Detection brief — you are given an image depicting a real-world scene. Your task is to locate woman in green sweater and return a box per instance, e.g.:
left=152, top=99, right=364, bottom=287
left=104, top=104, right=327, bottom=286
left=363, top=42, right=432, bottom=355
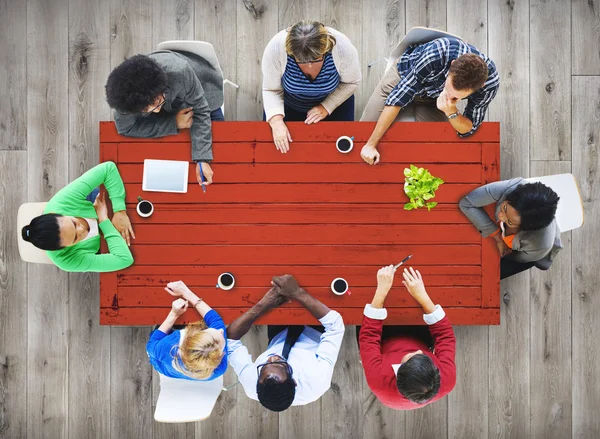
left=21, top=161, right=135, bottom=272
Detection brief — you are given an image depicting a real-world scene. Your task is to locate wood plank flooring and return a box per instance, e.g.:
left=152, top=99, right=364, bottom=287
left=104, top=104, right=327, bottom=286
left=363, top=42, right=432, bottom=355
left=0, top=0, right=598, bottom=438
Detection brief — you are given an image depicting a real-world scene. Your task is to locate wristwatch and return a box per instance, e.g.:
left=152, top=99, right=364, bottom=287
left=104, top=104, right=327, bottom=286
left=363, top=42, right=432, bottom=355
left=447, top=111, right=460, bottom=120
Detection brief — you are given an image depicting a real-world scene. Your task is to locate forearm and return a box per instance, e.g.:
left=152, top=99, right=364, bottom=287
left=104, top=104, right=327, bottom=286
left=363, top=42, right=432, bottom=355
left=416, top=293, right=436, bottom=314
left=448, top=114, right=473, bottom=135
left=366, top=106, right=401, bottom=146
left=158, top=311, right=180, bottom=334
left=370, top=289, right=388, bottom=309
left=227, top=301, right=272, bottom=340
left=180, top=289, right=212, bottom=318
left=295, top=289, right=330, bottom=320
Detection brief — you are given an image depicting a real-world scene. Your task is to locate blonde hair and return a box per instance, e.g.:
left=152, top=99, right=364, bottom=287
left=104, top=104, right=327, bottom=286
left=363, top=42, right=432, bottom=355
left=285, top=21, right=336, bottom=63
left=171, top=320, right=224, bottom=380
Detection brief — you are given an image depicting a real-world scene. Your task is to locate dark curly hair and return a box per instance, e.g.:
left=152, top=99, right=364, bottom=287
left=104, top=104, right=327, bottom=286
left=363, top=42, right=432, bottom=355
left=505, top=182, right=559, bottom=231
left=256, top=375, right=296, bottom=412
left=449, top=53, right=488, bottom=91
left=105, top=54, right=168, bottom=114
left=396, top=353, right=440, bottom=404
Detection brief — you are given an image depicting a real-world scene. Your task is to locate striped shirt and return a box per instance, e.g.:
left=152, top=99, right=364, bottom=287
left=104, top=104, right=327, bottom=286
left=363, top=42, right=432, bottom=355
left=282, top=53, right=340, bottom=113
left=386, top=37, right=499, bottom=137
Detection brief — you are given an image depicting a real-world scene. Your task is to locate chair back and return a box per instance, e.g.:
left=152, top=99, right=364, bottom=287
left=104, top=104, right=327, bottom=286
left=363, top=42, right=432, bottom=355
left=154, top=373, right=223, bottom=423
left=386, top=27, right=463, bottom=72
left=157, top=40, right=223, bottom=75
left=17, top=202, right=53, bottom=264
left=524, top=173, right=584, bottom=232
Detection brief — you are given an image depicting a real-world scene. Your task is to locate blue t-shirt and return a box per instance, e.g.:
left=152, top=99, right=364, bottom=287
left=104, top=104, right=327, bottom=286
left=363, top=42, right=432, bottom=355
left=146, top=309, right=228, bottom=381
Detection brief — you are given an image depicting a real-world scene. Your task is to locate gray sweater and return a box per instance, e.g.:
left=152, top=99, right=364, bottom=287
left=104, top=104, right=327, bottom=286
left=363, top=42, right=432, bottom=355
left=113, top=50, right=224, bottom=162
left=459, top=178, right=563, bottom=266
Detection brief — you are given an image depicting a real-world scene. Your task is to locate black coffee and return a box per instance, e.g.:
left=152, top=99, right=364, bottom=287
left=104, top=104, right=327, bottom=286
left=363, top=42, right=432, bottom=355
left=220, top=273, right=234, bottom=286
left=338, top=139, right=351, bottom=151
left=139, top=201, right=152, bottom=214
left=333, top=279, right=347, bottom=292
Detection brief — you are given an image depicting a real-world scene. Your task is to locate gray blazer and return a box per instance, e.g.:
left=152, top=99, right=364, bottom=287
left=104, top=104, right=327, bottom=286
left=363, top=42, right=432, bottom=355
left=459, top=178, right=563, bottom=266
left=113, top=50, right=224, bottom=162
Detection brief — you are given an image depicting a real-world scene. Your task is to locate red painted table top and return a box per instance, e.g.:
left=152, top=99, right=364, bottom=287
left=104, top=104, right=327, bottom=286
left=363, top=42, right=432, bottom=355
left=99, top=121, right=500, bottom=326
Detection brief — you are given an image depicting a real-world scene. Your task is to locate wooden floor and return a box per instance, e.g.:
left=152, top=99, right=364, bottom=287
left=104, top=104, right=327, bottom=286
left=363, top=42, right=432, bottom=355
left=0, top=0, right=598, bottom=438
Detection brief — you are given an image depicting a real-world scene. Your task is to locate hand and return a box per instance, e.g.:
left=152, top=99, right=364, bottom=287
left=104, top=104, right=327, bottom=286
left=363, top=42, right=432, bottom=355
left=260, top=287, right=289, bottom=308
left=176, top=107, right=194, bottom=129
left=305, top=104, right=329, bottom=124
left=496, top=239, right=512, bottom=257
left=269, top=117, right=293, bottom=153
left=271, top=274, right=304, bottom=299
left=164, top=281, right=193, bottom=299
left=436, top=90, right=458, bottom=116
left=111, top=211, right=135, bottom=246
left=93, top=191, right=109, bottom=222
left=171, top=298, right=189, bottom=317
left=196, top=162, right=214, bottom=186
left=376, top=265, right=396, bottom=295
left=360, top=143, right=381, bottom=165
left=401, top=267, right=428, bottom=301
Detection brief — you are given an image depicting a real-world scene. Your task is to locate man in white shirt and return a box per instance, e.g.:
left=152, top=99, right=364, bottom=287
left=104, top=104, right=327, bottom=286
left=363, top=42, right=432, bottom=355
left=226, top=275, right=345, bottom=412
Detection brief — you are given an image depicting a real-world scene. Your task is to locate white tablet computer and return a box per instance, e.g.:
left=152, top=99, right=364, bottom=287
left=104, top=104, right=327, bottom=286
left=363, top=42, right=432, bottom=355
left=142, top=159, right=189, bottom=193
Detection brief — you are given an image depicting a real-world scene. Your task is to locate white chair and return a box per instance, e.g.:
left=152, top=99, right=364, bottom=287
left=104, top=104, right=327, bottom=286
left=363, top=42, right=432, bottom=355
left=17, top=202, right=53, bottom=265
left=524, top=173, right=584, bottom=232
left=154, top=373, right=224, bottom=423
left=157, top=40, right=239, bottom=117
left=369, top=26, right=463, bottom=73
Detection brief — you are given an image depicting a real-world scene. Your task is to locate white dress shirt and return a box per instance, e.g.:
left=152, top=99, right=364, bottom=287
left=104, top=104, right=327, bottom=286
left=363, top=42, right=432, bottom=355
left=227, top=310, right=345, bottom=406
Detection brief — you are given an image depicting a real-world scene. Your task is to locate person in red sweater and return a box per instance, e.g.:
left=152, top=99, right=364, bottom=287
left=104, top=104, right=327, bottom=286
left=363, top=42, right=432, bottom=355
left=358, top=265, right=456, bottom=410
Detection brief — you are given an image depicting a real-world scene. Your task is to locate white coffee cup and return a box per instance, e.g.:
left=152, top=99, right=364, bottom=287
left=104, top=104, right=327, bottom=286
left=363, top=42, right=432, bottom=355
left=216, top=272, right=235, bottom=290
left=336, top=136, right=354, bottom=153
left=136, top=196, right=154, bottom=218
left=331, top=277, right=349, bottom=295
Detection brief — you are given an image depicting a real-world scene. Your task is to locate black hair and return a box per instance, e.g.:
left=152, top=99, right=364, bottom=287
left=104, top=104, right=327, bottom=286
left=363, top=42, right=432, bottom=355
left=105, top=54, right=168, bottom=114
left=256, top=375, right=296, bottom=412
left=396, top=354, right=440, bottom=404
left=505, top=182, right=560, bottom=231
left=21, top=213, right=64, bottom=251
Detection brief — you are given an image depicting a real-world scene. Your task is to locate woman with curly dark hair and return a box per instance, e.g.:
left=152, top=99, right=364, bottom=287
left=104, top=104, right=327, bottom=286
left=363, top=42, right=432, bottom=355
left=105, top=50, right=224, bottom=187
left=459, top=178, right=562, bottom=279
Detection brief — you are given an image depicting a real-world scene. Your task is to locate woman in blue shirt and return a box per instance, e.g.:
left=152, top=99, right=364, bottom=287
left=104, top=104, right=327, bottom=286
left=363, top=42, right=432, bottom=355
left=146, top=281, right=227, bottom=380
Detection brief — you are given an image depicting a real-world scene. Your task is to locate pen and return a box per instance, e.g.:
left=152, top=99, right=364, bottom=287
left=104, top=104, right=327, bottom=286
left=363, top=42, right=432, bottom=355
left=198, top=163, right=207, bottom=193
left=394, top=254, right=413, bottom=269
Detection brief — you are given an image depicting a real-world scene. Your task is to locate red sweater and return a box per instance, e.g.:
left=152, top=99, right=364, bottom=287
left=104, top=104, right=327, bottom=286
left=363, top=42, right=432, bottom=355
left=359, top=315, right=456, bottom=410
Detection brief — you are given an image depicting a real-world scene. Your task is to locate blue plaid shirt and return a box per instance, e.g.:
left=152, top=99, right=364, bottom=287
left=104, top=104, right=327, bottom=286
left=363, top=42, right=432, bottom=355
left=386, top=37, right=499, bottom=137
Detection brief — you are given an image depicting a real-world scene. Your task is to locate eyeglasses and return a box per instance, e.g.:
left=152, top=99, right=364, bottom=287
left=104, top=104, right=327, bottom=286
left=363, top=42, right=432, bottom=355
left=257, top=359, right=294, bottom=377
left=141, top=95, right=166, bottom=114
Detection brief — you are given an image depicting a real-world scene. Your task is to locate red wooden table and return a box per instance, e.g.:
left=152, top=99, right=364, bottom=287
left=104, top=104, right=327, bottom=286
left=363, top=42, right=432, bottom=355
left=99, top=121, right=500, bottom=326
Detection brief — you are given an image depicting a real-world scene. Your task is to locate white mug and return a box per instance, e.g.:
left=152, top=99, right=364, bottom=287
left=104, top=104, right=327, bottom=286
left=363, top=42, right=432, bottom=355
left=216, top=272, right=235, bottom=290
left=336, top=136, right=354, bottom=154
left=331, top=277, right=349, bottom=295
left=136, top=196, right=154, bottom=218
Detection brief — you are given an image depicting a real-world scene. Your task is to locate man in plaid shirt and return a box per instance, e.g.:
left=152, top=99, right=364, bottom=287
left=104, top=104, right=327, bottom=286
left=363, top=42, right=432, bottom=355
left=360, top=37, right=499, bottom=165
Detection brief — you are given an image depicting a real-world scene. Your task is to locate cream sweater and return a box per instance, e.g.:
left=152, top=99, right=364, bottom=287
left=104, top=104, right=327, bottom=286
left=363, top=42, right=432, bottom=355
left=262, top=27, right=362, bottom=121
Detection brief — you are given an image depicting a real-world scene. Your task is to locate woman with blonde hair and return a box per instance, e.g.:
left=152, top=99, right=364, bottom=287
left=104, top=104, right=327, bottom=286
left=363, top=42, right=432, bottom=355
left=146, top=281, right=228, bottom=380
left=262, top=20, right=361, bottom=153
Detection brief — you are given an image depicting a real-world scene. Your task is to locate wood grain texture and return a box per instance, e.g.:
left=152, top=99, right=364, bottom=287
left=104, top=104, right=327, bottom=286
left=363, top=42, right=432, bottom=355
left=530, top=0, right=571, bottom=161
left=195, top=0, right=238, bottom=119
left=447, top=0, right=487, bottom=49
left=152, top=0, right=194, bottom=48
left=0, top=152, right=27, bottom=439
left=406, top=0, right=447, bottom=30
left=151, top=369, right=195, bottom=438
left=571, top=76, right=600, bottom=437
left=0, top=0, right=26, bottom=150
left=26, top=0, right=70, bottom=437
left=572, top=0, right=600, bottom=75
left=67, top=0, right=112, bottom=437
left=529, top=160, right=572, bottom=439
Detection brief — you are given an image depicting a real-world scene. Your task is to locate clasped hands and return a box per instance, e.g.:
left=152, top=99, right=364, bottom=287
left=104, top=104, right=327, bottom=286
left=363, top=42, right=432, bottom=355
left=260, top=274, right=305, bottom=308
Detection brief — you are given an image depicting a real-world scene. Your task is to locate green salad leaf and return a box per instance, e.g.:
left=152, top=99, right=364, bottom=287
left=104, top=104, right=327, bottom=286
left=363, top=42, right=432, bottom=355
left=403, top=165, right=444, bottom=211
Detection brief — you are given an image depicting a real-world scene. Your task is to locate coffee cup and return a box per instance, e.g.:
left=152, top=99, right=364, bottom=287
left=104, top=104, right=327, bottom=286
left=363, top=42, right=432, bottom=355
left=336, top=136, right=354, bottom=153
left=136, top=196, right=154, bottom=218
left=331, top=277, right=349, bottom=295
left=216, top=272, right=235, bottom=290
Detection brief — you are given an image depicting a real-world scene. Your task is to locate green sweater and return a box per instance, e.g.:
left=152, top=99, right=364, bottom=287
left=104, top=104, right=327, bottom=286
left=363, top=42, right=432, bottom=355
left=43, top=161, right=134, bottom=272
